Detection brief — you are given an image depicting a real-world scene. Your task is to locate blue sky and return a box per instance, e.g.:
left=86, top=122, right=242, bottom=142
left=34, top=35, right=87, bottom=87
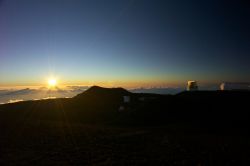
left=0, top=0, right=250, bottom=87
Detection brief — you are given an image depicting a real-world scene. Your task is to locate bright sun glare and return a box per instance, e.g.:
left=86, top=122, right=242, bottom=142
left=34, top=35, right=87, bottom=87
left=48, top=79, right=57, bottom=87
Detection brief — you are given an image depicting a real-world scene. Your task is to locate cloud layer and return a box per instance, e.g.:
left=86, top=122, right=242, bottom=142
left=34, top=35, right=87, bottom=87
left=0, top=86, right=89, bottom=104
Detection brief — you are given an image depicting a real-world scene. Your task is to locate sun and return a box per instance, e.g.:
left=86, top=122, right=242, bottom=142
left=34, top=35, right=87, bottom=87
left=48, top=79, right=57, bottom=87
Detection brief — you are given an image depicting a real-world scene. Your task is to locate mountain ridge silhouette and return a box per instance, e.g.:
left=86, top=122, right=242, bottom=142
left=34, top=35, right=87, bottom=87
left=74, top=86, right=131, bottom=99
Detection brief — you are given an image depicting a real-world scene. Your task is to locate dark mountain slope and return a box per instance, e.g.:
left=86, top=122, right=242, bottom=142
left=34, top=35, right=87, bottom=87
left=0, top=86, right=132, bottom=124
left=1, top=88, right=250, bottom=165
left=0, top=87, right=250, bottom=127
left=75, top=86, right=131, bottom=98
left=73, top=86, right=131, bottom=107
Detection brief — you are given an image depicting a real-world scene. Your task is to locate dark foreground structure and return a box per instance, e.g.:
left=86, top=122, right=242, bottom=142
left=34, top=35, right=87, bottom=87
left=0, top=86, right=250, bottom=165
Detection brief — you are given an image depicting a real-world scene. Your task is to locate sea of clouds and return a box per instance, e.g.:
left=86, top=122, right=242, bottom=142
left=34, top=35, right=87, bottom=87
left=0, top=86, right=89, bottom=104
left=0, top=86, right=185, bottom=104
left=0, top=85, right=219, bottom=104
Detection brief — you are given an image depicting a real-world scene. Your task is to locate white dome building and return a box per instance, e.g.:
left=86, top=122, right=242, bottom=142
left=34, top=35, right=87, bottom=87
left=187, top=81, right=198, bottom=91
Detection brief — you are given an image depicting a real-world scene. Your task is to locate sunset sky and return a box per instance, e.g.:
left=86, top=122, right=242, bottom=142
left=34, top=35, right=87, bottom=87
left=0, top=0, right=250, bottom=88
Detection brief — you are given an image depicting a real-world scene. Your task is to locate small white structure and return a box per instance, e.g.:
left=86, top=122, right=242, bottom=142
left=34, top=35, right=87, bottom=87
left=123, top=96, right=130, bottom=103
left=220, top=82, right=250, bottom=91
left=187, top=81, right=198, bottom=91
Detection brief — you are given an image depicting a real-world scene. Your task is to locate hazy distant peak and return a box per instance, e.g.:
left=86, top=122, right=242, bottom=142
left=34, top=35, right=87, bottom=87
left=86, top=86, right=130, bottom=94
left=74, top=86, right=131, bottom=98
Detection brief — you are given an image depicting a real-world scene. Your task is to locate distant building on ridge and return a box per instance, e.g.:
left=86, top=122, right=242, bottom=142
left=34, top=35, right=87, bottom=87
left=220, top=82, right=250, bottom=91
left=187, top=81, right=198, bottom=91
